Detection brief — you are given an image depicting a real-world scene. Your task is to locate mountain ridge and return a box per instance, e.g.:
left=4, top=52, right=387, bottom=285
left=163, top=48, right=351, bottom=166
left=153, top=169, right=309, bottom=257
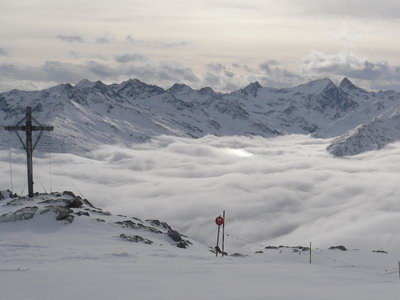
left=1, top=78, right=400, bottom=156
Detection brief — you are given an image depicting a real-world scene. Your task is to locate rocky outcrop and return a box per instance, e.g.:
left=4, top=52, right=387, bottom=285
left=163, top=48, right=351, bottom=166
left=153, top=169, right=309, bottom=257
left=329, top=245, right=347, bottom=251
left=119, top=234, right=153, bottom=245
left=0, top=206, right=39, bottom=223
left=0, top=191, right=194, bottom=250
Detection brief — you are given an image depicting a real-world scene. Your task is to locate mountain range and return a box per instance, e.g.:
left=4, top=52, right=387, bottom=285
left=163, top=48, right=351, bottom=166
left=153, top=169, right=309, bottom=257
left=1, top=77, right=400, bottom=156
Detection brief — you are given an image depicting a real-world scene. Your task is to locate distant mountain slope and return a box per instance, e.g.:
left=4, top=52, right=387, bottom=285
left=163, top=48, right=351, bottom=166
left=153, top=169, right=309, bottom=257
left=1, top=77, right=400, bottom=155
left=327, top=106, right=400, bottom=157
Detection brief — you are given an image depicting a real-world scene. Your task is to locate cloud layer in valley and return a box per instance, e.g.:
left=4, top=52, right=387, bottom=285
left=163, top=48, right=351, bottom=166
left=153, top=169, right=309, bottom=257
left=2, top=134, right=400, bottom=252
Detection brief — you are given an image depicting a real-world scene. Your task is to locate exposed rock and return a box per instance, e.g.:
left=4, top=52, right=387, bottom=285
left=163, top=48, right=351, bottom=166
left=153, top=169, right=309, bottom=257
left=6, top=198, right=30, bottom=206
left=265, top=246, right=279, bottom=250
left=372, top=250, right=388, bottom=254
left=0, top=191, right=193, bottom=250
left=40, top=206, right=74, bottom=223
left=329, top=245, right=347, bottom=251
left=90, top=209, right=111, bottom=216
left=74, top=211, right=90, bottom=216
left=82, top=199, right=97, bottom=209
left=255, top=251, right=264, bottom=254
left=230, top=253, right=248, bottom=257
left=66, top=198, right=83, bottom=208
left=147, top=219, right=172, bottom=230
left=292, top=246, right=310, bottom=251
left=119, top=234, right=153, bottom=245
left=63, top=191, right=77, bottom=198
left=0, top=206, right=38, bottom=223
left=115, top=220, right=163, bottom=234
left=177, top=241, right=188, bottom=249
left=167, top=230, right=183, bottom=242
left=0, top=190, right=13, bottom=200
left=38, top=198, right=83, bottom=208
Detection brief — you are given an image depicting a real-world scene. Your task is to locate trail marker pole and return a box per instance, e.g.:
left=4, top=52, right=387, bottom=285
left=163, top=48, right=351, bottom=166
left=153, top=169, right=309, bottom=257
left=215, top=214, right=224, bottom=257
left=216, top=223, right=221, bottom=257
left=222, top=210, right=226, bottom=256
left=4, top=107, right=53, bottom=198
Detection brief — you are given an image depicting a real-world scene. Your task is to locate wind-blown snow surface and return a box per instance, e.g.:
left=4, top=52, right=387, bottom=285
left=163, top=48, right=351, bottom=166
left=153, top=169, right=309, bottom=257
left=2, top=135, right=400, bottom=251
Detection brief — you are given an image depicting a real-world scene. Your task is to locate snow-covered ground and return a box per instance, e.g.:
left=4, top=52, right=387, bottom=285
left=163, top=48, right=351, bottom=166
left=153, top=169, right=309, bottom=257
left=1, top=251, right=399, bottom=300
left=1, top=135, right=400, bottom=299
left=0, top=193, right=399, bottom=300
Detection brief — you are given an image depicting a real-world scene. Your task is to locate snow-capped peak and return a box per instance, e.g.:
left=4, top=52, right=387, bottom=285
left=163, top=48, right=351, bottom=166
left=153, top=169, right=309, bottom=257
left=120, top=78, right=147, bottom=88
left=339, top=77, right=355, bottom=89
left=339, top=77, right=367, bottom=94
left=75, top=79, right=96, bottom=89
left=167, top=83, right=194, bottom=94
left=197, top=87, right=217, bottom=97
left=242, top=81, right=262, bottom=96
left=295, top=78, right=336, bottom=94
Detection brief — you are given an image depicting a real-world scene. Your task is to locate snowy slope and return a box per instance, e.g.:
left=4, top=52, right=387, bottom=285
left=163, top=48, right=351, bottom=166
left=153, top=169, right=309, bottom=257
left=1, top=191, right=399, bottom=300
left=328, top=105, right=400, bottom=156
left=0, top=191, right=194, bottom=250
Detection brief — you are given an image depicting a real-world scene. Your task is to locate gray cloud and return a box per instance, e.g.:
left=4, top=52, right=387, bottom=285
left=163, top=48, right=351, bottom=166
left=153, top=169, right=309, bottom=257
left=302, top=51, right=400, bottom=90
left=206, top=63, right=226, bottom=72
left=96, top=33, right=115, bottom=44
left=115, top=54, right=147, bottom=63
left=0, top=60, right=200, bottom=88
left=257, top=60, right=302, bottom=88
left=3, top=50, right=400, bottom=93
left=0, top=48, right=9, bottom=57
left=224, top=70, right=235, bottom=78
left=3, top=135, right=400, bottom=250
left=56, top=35, right=84, bottom=43
left=295, top=0, right=400, bottom=19
left=209, top=0, right=400, bottom=19
left=126, top=35, right=191, bottom=48
left=204, top=72, right=221, bottom=86
left=68, top=51, right=80, bottom=59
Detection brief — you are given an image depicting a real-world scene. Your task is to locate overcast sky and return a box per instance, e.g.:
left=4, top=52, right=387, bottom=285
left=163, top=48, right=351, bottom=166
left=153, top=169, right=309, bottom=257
left=1, top=0, right=400, bottom=92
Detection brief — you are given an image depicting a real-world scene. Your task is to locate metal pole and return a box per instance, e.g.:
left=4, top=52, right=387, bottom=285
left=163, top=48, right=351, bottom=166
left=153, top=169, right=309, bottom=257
left=9, top=149, right=13, bottom=192
left=222, top=210, right=225, bottom=256
left=216, top=225, right=220, bottom=257
left=4, top=106, right=53, bottom=198
left=309, top=242, right=312, bottom=264
left=25, top=107, right=34, bottom=198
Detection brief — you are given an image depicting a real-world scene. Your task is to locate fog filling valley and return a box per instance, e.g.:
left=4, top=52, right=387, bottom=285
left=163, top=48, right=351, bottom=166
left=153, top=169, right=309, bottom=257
left=2, top=134, right=400, bottom=251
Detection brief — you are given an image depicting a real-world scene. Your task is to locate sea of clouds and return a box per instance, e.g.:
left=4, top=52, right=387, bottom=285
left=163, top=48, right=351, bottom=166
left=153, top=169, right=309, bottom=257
left=2, top=134, right=400, bottom=252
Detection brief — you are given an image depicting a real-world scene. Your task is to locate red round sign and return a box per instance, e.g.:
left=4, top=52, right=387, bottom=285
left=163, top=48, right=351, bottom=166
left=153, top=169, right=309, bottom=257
left=215, top=216, right=224, bottom=226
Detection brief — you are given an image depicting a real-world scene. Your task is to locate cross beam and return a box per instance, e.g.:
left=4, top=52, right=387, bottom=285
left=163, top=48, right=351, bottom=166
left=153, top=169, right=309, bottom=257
left=4, top=107, right=54, bottom=197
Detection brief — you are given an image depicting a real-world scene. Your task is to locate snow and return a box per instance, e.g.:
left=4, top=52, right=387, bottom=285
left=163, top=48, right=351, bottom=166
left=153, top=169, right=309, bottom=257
left=1, top=250, right=399, bottom=300
left=328, top=104, right=400, bottom=156
left=1, top=192, right=399, bottom=300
